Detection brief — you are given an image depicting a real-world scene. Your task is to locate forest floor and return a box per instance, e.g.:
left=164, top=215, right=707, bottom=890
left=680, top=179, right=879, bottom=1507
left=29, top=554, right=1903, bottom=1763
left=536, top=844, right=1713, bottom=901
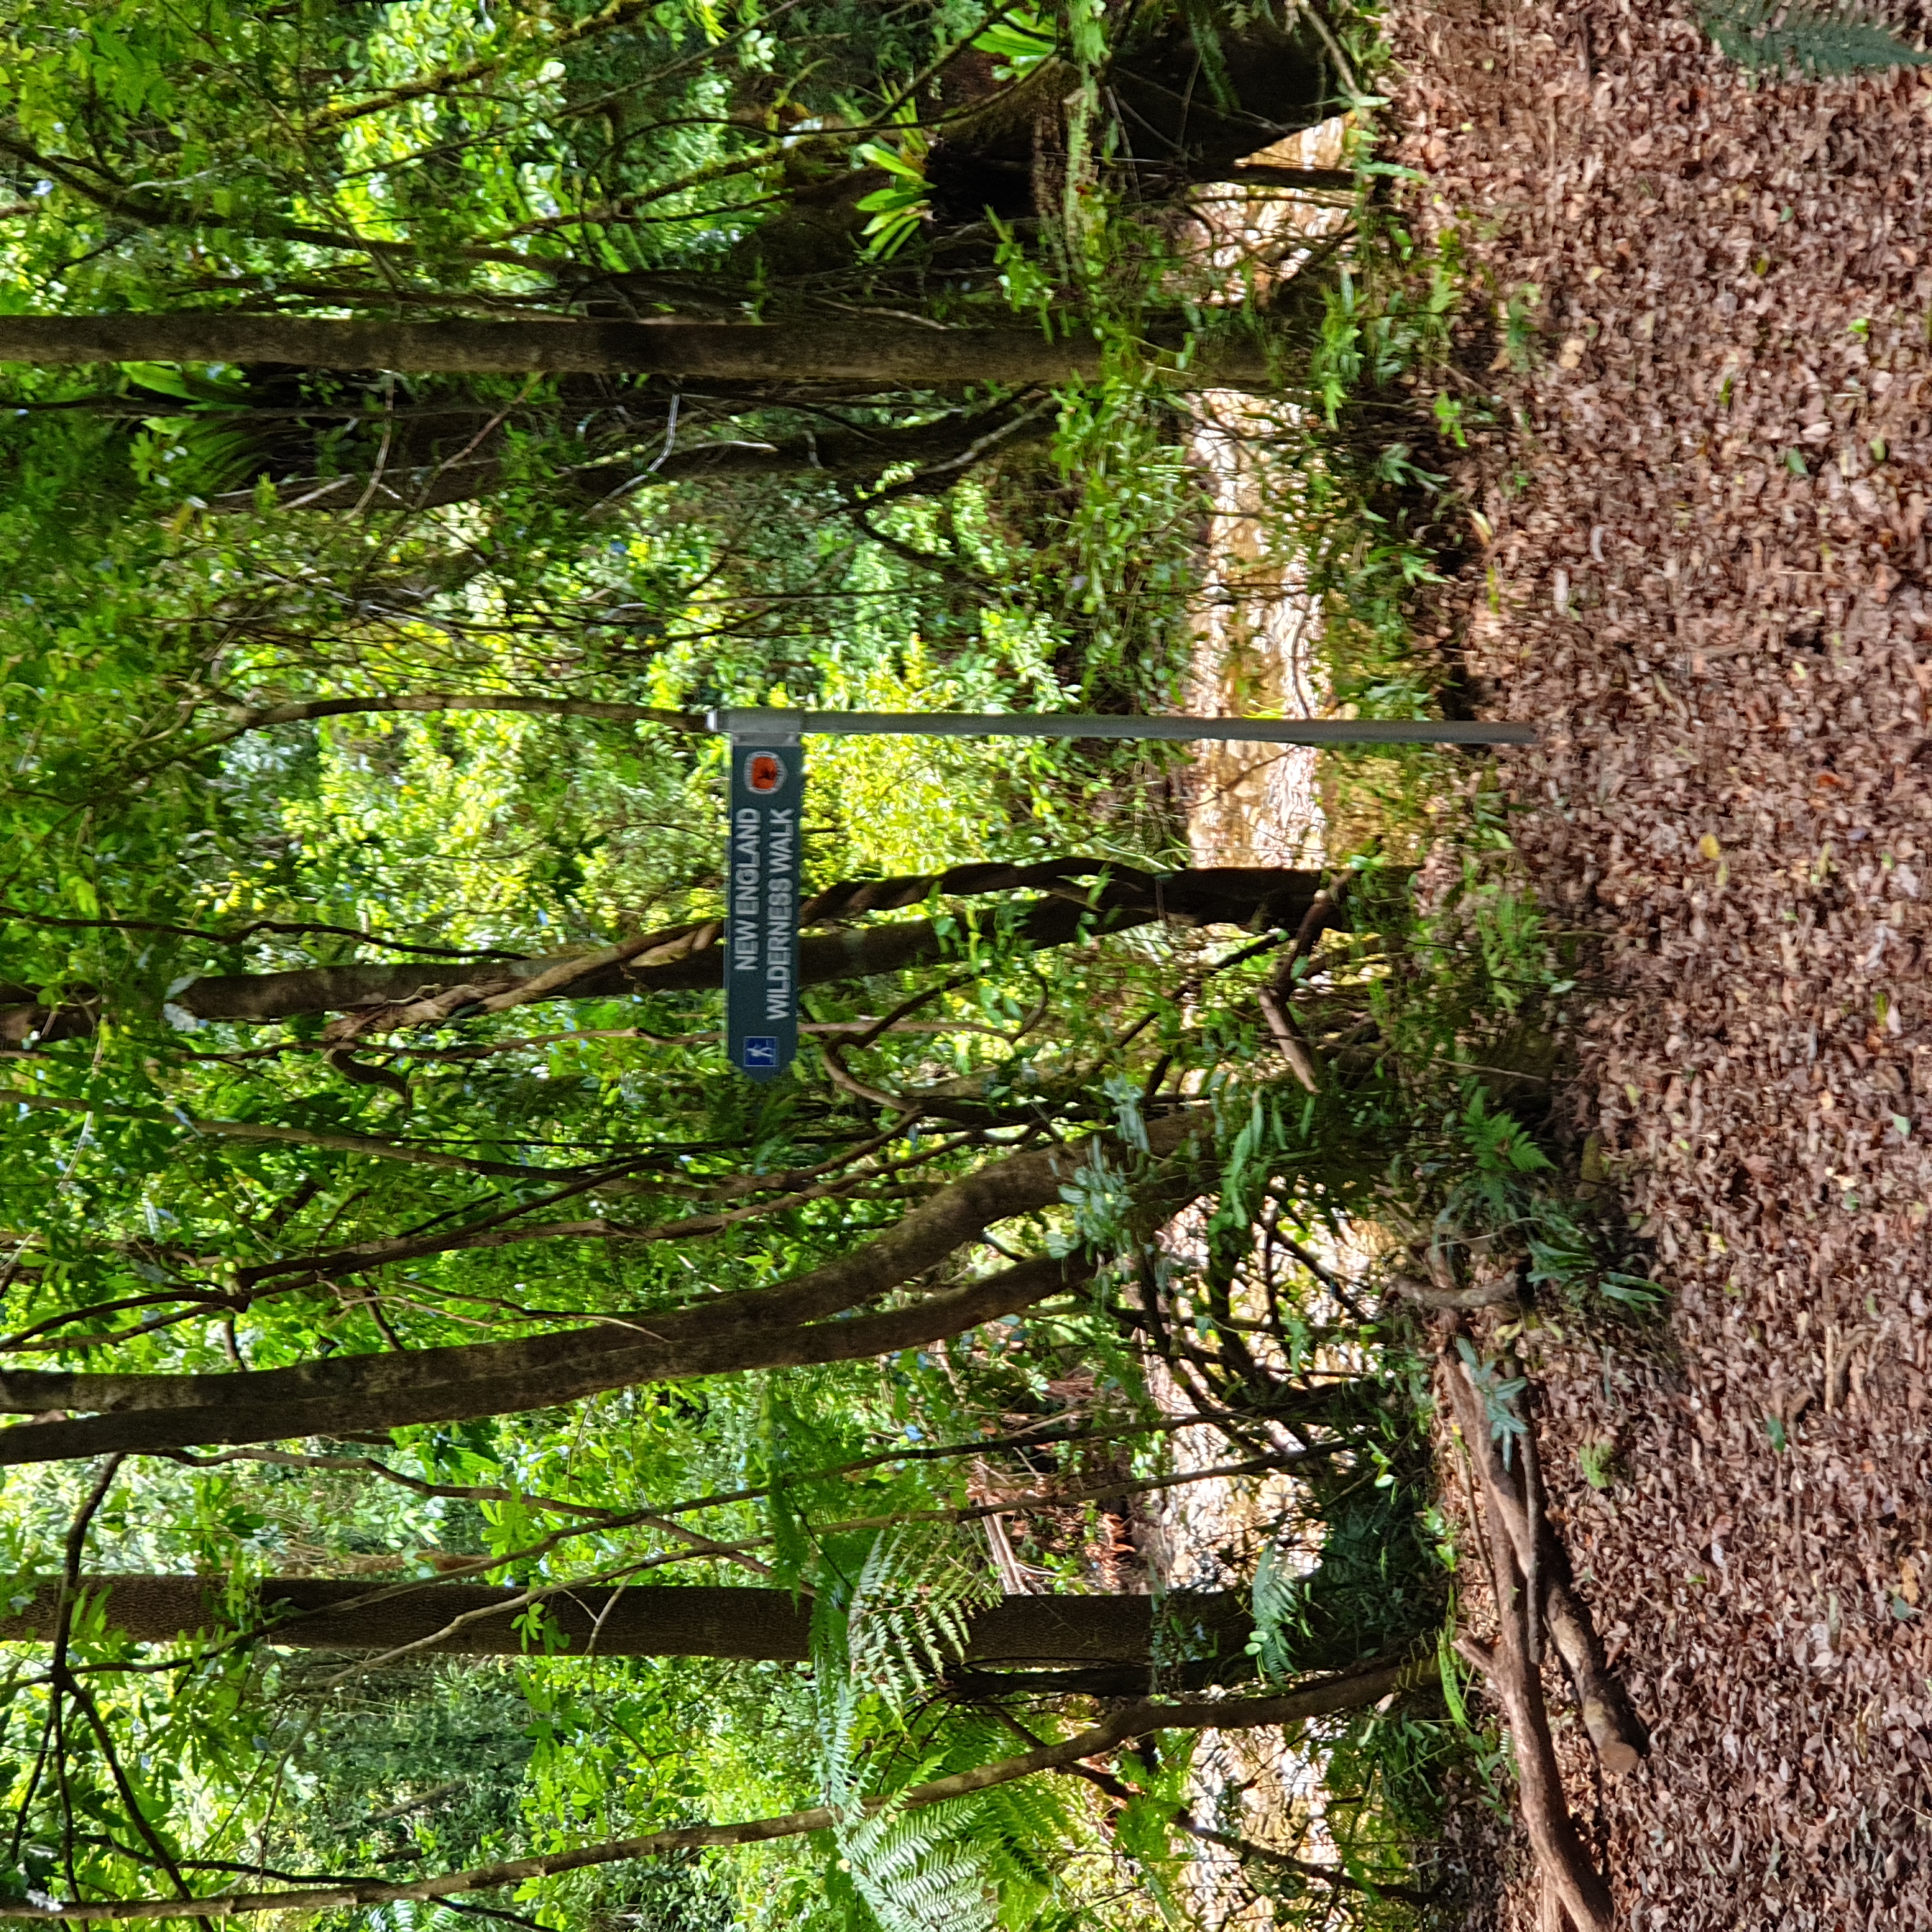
left=1373, top=2, right=1932, bottom=1924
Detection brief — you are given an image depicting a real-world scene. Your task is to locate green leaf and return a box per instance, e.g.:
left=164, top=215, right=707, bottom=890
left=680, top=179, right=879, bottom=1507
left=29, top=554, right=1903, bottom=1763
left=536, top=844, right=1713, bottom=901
left=1703, top=0, right=1931, bottom=74
left=853, top=142, right=927, bottom=183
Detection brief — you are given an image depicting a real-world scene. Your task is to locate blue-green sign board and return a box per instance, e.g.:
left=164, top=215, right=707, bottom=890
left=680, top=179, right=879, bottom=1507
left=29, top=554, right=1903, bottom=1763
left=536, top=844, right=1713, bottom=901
left=725, top=736, right=804, bottom=1079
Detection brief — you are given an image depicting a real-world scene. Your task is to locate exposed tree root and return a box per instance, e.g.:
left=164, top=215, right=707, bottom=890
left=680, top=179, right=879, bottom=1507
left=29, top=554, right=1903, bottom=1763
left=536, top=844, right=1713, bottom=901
left=1441, top=1342, right=1639, bottom=1932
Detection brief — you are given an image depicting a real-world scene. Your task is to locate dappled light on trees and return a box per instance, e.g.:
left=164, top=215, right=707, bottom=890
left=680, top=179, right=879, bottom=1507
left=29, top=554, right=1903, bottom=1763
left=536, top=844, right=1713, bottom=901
left=0, top=0, right=1657, bottom=1926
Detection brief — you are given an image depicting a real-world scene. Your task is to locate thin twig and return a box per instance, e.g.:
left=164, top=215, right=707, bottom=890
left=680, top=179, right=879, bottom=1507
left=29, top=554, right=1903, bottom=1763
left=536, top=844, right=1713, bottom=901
left=1256, top=988, right=1321, bottom=1092
left=1515, top=1351, right=1543, bottom=1669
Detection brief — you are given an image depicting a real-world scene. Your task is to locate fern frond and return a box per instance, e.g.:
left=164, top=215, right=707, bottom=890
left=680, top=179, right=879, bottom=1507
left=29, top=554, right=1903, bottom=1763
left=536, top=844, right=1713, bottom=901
left=1701, top=0, right=1931, bottom=75
left=812, top=1531, right=1101, bottom=1932
left=1245, top=1540, right=1309, bottom=1679
left=846, top=1524, right=1000, bottom=1718
left=840, top=1802, right=999, bottom=1932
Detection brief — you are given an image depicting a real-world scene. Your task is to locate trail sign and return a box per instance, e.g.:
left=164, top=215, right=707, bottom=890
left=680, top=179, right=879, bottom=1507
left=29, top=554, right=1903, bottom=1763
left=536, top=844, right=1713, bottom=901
left=723, top=719, right=804, bottom=1081
left=711, top=708, right=1536, bottom=1078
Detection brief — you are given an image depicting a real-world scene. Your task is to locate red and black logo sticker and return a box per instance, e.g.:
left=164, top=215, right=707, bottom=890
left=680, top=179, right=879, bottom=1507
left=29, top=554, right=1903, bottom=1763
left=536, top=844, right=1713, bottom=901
left=745, top=751, right=786, bottom=795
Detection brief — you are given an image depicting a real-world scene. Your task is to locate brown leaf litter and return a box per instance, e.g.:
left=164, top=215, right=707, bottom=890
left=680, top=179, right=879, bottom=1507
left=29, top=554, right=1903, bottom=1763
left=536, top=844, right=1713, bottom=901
left=1379, top=0, right=1932, bottom=1921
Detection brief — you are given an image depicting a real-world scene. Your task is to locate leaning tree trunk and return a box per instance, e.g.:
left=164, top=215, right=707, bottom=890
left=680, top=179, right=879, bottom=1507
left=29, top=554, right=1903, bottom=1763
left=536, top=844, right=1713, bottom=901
left=0, top=1115, right=1217, bottom=1462
left=0, top=1653, right=1425, bottom=1924
left=3, top=865, right=1328, bottom=1041
left=176, top=863, right=1322, bottom=1020
left=0, top=1257, right=1094, bottom=1462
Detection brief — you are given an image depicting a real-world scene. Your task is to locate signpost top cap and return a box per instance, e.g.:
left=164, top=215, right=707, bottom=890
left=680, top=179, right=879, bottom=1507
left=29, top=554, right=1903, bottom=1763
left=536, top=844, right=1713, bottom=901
left=709, top=707, right=802, bottom=744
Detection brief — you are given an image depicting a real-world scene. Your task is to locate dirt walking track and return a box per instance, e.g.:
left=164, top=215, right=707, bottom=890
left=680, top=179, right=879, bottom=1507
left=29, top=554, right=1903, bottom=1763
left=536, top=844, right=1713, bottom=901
left=1376, top=0, right=1932, bottom=1921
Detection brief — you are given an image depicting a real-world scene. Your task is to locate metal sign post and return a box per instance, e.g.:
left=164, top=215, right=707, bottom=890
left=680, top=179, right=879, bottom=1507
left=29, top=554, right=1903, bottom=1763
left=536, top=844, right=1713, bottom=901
left=709, top=709, right=1535, bottom=1079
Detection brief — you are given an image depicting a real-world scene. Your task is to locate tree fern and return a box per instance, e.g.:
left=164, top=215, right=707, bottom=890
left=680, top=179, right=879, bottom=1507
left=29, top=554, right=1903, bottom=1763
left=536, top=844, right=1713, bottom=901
left=1701, top=0, right=1931, bottom=75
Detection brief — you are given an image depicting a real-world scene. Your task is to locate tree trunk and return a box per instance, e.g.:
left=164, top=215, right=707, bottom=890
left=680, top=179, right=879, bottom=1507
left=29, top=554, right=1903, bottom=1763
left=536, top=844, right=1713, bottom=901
left=0, top=315, right=1274, bottom=389
left=155, top=866, right=1324, bottom=1026
left=0, top=1258, right=1088, bottom=1464
left=0, top=983, right=95, bottom=1048
left=927, top=20, right=1334, bottom=224
left=0, top=1575, right=1249, bottom=1665
left=0, top=1573, right=1394, bottom=1690
left=6, top=864, right=1327, bottom=1050
left=731, top=17, right=1336, bottom=275
left=0, top=1117, right=1211, bottom=1462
